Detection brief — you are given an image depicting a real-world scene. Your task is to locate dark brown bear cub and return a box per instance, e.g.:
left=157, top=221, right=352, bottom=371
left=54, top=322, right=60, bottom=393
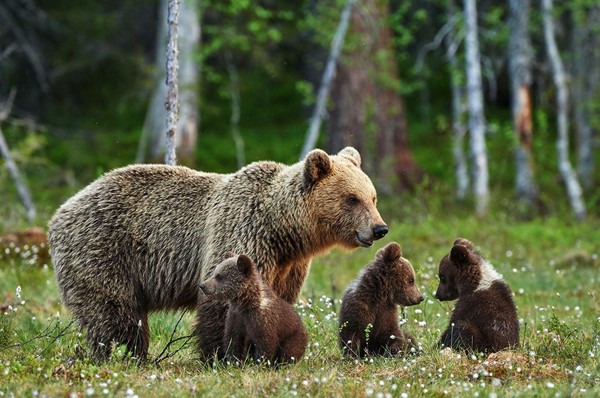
left=435, top=238, right=519, bottom=353
left=339, top=242, right=424, bottom=357
left=199, top=254, right=307, bottom=364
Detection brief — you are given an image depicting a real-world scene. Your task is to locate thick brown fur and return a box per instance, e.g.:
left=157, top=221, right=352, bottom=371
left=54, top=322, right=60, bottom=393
left=435, top=238, right=520, bottom=353
left=48, top=147, right=387, bottom=361
left=339, top=242, right=424, bottom=357
left=200, top=254, right=307, bottom=364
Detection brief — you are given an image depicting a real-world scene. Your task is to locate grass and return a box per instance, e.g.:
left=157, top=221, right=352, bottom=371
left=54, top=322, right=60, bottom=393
left=1, top=202, right=599, bottom=397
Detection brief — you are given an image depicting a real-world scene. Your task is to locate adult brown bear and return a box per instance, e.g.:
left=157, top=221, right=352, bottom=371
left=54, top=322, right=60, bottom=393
left=48, top=147, right=388, bottom=360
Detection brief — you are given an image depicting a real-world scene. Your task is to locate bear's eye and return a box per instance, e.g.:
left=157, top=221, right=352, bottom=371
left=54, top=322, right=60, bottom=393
left=409, top=278, right=414, bottom=285
left=439, top=275, right=445, bottom=283
left=215, top=274, right=223, bottom=281
left=347, top=195, right=360, bottom=205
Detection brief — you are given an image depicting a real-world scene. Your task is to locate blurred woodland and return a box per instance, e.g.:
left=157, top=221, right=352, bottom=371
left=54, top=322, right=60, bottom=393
left=0, top=0, right=599, bottom=222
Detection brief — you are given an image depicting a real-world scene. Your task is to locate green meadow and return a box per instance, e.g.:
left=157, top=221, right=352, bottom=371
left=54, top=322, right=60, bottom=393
left=1, top=199, right=598, bottom=397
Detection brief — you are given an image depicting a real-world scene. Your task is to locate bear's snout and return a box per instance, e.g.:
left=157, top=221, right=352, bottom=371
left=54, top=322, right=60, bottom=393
left=372, top=225, right=388, bottom=240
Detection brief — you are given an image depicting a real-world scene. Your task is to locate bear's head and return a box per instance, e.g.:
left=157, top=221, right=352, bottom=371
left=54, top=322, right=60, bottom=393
left=374, top=242, right=424, bottom=306
left=199, top=253, right=256, bottom=300
left=435, top=238, right=500, bottom=300
left=303, top=147, right=388, bottom=249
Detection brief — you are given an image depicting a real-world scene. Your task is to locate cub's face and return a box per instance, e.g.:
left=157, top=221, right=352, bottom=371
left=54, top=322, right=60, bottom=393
left=304, top=148, right=388, bottom=249
left=376, top=242, right=424, bottom=306
left=199, top=254, right=254, bottom=300
left=434, top=254, right=459, bottom=301
left=434, top=238, right=478, bottom=300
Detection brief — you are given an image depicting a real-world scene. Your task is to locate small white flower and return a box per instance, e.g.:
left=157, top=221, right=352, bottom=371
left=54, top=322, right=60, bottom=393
left=390, top=334, right=396, bottom=340
left=15, top=286, right=21, bottom=299
left=546, top=382, right=555, bottom=388
left=85, top=388, right=94, bottom=396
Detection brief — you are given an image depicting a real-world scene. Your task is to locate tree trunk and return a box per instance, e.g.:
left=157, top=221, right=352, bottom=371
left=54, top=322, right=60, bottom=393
left=300, top=0, right=354, bottom=160
left=571, top=6, right=599, bottom=190
left=225, top=52, right=245, bottom=169
left=464, top=0, right=489, bottom=216
left=164, top=0, right=179, bottom=166
left=328, top=0, right=422, bottom=192
left=508, top=0, right=539, bottom=209
left=541, top=0, right=586, bottom=220
left=138, top=0, right=199, bottom=165
left=446, top=1, right=469, bottom=200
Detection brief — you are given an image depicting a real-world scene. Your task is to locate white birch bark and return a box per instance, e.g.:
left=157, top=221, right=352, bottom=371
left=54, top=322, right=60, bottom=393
left=225, top=52, right=245, bottom=169
left=508, top=0, right=538, bottom=206
left=571, top=7, right=599, bottom=189
left=464, top=0, right=488, bottom=216
left=300, top=0, right=355, bottom=159
left=445, top=2, right=469, bottom=200
left=138, top=0, right=199, bottom=164
left=542, top=0, right=586, bottom=220
left=164, top=0, right=179, bottom=166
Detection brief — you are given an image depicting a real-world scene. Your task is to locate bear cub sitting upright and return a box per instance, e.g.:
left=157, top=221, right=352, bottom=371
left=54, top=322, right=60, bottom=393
left=435, top=238, right=519, bottom=353
left=339, top=242, right=424, bottom=357
left=199, top=253, right=307, bottom=365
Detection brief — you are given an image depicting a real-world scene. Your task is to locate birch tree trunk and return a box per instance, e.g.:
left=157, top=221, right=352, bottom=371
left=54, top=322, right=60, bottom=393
left=508, top=0, right=539, bottom=209
left=446, top=1, right=469, bottom=200
left=464, top=0, right=488, bottom=216
left=571, top=6, right=599, bottom=190
left=225, top=52, right=245, bottom=169
left=300, top=0, right=354, bottom=159
left=541, top=0, right=586, bottom=220
left=138, top=0, right=199, bottom=165
left=164, top=0, right=179, bottom=166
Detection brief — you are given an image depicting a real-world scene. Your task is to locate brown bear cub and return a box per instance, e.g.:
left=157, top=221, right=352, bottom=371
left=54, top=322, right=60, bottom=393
left=199, top=254, right=307, bottom=365
left=435, top=238, right=519, bottom=353
left=339, top=242, right=424, bottom=357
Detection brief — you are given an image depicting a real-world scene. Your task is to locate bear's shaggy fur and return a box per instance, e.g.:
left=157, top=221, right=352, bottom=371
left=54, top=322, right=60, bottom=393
left=200, top=253, right=307, bottom=364
left=339, top=242, right=424, bottom=357
left=48, top=147, right=387, bottom=360
left=435, top=238, right=519, bottom=353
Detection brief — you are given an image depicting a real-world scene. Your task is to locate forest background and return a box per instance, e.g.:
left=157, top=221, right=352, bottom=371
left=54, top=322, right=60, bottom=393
left=0, top=0, right=599, bottom=397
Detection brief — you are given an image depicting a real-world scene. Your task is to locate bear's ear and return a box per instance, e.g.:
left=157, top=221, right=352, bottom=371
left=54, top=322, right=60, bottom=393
left=337, top=147, right=361, bottom=167
left=453, top=238, right=474, bottom=249
left=237, top=254, right=255, bottom=276
left=304, top=149, right=332, bottom=187
left=377, top=242, right=402, bottom=264
left=449, top=244, right=473, bottom=267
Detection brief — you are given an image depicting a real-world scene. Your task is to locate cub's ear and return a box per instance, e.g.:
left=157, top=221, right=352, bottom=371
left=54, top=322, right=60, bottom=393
left=449, top=244, right=473, bottom=267
left=237, top=254, right=255, bottom=276
left=304, top=149, right=332, bottom=187
left=378, top=242, right=402, bottom=264
left=452, top=238, right=474, bottom=249
left=337, top=146, right=361, bottom=167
